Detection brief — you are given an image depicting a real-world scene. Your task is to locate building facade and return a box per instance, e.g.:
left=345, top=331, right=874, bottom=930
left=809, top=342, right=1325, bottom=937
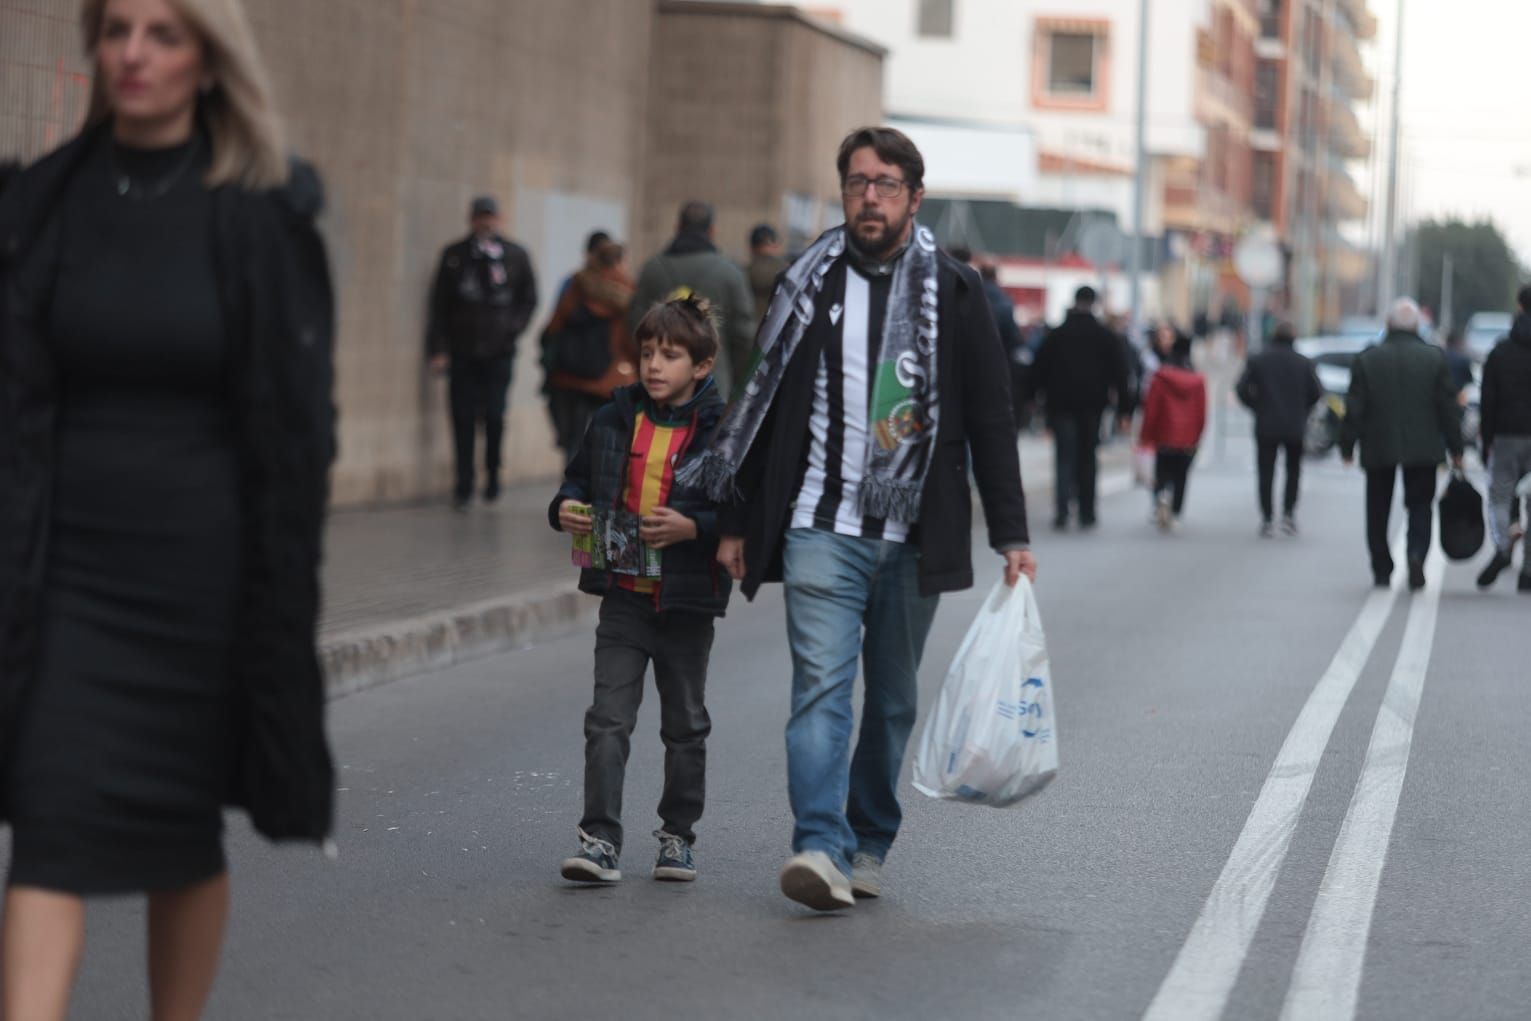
left=1253, top=0, right=1375, bottom=332
left=1, top=0, right=881, bottom=506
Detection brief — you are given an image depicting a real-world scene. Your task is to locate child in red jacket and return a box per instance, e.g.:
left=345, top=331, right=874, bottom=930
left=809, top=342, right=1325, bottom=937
left=1138, top=330, right=1208, bottom=531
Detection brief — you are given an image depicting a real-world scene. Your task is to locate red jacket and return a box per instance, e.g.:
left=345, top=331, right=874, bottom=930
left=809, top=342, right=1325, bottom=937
left=1139, top=365, right=1208, bottom=450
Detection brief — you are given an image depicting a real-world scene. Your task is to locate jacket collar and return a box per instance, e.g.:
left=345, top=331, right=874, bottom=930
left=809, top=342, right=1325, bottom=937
left=613, top=375, right=723, bottom=430
left=664, top=230, right=717, bottom=257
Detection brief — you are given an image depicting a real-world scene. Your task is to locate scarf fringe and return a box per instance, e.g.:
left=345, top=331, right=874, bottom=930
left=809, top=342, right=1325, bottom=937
left=857, top=477, right=925, bottom=523
left=674, top=449, right=738, bottom=503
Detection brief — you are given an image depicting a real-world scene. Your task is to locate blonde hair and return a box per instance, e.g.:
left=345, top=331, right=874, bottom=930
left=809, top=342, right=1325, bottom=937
left=81, top=0, right=288, bottom=190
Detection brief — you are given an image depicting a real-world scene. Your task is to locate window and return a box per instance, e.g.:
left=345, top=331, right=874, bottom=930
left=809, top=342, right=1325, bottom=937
left=917, top=0, right=954, bottom=38
left=1033, top=19, right=1110, bottom=111
left=1253, top=153, right=1276, bottom=219
left=1255, top=63, right=1280, bottom=130
left=1048, top=33, right=1097, bottom=95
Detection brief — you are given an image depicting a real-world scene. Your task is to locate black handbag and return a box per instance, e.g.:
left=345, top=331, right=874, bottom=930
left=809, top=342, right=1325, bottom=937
left=1438, top=470, right=1485, bottom=561
left=547, top=302, right=613, bottom=380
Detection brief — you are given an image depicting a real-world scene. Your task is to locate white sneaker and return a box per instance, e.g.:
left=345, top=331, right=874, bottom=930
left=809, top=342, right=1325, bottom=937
left=850, top=852, right=882, bottom=899
left=778, top=851, right=854, bottom=911
left=1154, top=492, right=1172, bottom=533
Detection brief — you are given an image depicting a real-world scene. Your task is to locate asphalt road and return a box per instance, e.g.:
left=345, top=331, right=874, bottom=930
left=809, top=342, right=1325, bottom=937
left=55, top=446, right=1531, bottom=1021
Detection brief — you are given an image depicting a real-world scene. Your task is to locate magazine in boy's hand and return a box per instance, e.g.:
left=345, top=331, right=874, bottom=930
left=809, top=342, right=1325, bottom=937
left=569, top=503, right=595, bottom=568
left=571, top=505, right=662, bottom=578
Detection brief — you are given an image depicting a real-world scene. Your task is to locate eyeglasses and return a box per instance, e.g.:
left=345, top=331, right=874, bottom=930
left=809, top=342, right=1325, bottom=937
left=842, top=175, right=908, bottom=198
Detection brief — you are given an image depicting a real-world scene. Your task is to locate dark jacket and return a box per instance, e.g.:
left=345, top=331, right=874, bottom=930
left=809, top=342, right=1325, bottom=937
left=630, top=233, right=755, bottom=398
left=1479, top=315, right=1531, bottom=456
left=719, top=253, right=1029, bottom=600
left=1236, top=340, right=1323, bottom=440
left=1029, top=308, right=1131, bottom=418
left=1339, top=330, right=1464, bottom=470
left=548, top=378, right=732, bottom=616
left=426, top=233, right=538, bottom=360
left=982, top=278, right=1024, bottom=359
left=0, top=125, right=337, bottom=840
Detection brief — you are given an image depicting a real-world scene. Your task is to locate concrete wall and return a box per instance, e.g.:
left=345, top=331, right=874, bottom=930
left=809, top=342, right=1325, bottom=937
left=642, top=1, right=883, bottom=260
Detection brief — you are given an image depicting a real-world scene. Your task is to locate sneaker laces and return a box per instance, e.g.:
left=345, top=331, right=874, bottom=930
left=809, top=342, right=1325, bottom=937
left=577, top=827, right=617, bottom=859
left=654, top=830, right=688, bottom=859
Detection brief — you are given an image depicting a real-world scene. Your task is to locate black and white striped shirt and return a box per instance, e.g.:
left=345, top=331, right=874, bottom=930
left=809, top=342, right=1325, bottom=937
left=791, top=266, right=910, bottom=543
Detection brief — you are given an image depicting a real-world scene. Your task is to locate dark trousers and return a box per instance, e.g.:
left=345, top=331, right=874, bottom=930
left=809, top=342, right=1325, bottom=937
left=582, top=590, right=714, bottom=852
left=1052, top=411, right=1102, bottom=524
left=1257, top=437, right=1304, bottom=522
left=547, top=389, right=604, bottom=466
left=1154, top=449, right=1196, bottom=515
left=1366, top=465, right=1436, bottom=580
left=448, top=355, right=513, bottom=499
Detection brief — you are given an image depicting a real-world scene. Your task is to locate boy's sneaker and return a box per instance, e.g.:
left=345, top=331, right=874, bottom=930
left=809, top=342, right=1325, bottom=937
left=560, top=827, right=621, bottom=883
left=652, top=830, right=696, bottom=882
left=778, top=851, right=854, bottom=911
left=850, top=852, right=882, bottom=899
left=1281, top=515, right=1299, bottom=537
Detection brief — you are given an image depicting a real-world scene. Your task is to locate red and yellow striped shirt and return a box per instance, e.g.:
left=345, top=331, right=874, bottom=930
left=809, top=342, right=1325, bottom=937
left=618, top=409, right=695, bottom=597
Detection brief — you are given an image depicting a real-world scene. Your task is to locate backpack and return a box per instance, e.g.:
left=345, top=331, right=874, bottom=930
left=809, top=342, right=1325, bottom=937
left=1437, top=471, right=1485, bottom=561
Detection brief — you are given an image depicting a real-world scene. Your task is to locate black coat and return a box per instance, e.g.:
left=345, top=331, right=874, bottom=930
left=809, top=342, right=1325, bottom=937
left=719, top=253, right=1029, bottom=600
left=0, top=125, right=337, bottom=841
left=1029, top=309, right=1131, bottom=418
left=426, top=234, right=538, bottom=360
left=549, top=379, right=733, bottom=616
left=1480, top=315, right=1531, bottom=456
left=1236, top=341, right=1323, bottom=440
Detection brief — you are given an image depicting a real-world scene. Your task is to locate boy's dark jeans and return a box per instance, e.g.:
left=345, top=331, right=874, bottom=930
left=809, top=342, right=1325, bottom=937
left=581, top=589, right=714, bottom=853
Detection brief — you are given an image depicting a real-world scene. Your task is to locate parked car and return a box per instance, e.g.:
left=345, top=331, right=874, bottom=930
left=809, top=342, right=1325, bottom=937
left=1464, top=311, right=1513, bottom=364
left=1293, top=333, right=1377, bottom=456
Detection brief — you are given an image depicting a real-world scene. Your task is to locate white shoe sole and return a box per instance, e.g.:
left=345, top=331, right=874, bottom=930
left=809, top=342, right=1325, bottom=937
left=652, top=866, right=696, bottom=882
left=561, top=858, right=620, bottom=883
left=851, top=876, right=880, bottom=899
left=779, top=858, right=854, bottom=911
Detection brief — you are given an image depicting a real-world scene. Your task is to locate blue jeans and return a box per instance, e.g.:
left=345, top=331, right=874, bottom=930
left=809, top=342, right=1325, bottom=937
left=782, top=528, right=940, bottom=876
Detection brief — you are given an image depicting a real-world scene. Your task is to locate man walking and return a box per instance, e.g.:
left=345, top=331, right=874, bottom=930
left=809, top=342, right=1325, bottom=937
left=680, top=126, right=1034, bottom=912
left=1340, top=298, right=1465, bottom=590
left=1475, top=284, right=1531, bottom=591
left=1029, top=286, right=1131, bottom=529
left=1236, top=321, right=1323, bottom=536
left=630, top=201, right=755, bottom=399
left=427, top=196, right=538, bottom=510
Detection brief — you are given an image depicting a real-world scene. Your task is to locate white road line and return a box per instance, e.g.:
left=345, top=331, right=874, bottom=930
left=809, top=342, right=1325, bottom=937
left=1143, top=534, right=1407, bottom=1021
left=1278, top=546, right=1447, bottom=1021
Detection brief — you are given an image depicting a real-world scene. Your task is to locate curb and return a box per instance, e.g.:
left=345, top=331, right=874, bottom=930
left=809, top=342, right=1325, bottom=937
left=320, top=583, right=594, bottom=699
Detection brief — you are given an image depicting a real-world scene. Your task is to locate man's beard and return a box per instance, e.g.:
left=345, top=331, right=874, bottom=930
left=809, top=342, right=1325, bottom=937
left=851, top=210, right=913, bottom=261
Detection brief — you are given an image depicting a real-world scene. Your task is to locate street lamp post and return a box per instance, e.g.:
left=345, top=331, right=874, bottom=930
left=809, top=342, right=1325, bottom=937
left=1128, top=0, right=1150, bottom=348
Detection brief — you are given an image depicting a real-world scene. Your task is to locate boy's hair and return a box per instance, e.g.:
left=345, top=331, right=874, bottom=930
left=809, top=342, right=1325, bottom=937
left=634, top=295, right=721, bottom=364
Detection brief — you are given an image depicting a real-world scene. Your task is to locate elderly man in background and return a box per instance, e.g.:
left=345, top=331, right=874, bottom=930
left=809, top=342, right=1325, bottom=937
left=1340, top=298, right=1465, bottom=591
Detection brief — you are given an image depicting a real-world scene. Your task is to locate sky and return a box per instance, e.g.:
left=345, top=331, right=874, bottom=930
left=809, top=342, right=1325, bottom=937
left=1376, top=0, right=1531, bottom=265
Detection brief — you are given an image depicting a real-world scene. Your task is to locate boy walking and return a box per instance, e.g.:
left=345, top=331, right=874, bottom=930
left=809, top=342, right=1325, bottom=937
left=550, top=297, right=732, bottom=883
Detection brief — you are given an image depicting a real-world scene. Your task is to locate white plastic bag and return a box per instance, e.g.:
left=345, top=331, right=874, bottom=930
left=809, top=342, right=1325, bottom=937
left=912, top=577, right=1058, bottom=807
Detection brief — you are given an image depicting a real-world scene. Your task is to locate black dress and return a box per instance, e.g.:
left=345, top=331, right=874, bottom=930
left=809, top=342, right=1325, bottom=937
left=6, top=135, right=241, bottom=895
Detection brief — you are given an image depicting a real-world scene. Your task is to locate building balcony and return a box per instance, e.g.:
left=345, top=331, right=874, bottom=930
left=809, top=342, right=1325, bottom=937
left=1324, top=167, right=1368, bottom=222
left=1326, top=101, right=1370, bottom=160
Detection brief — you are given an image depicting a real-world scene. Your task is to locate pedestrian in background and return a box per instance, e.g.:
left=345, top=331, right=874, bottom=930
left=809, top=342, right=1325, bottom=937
left=1029, top=285, right=1132, bottom=530
left=550, top=297, right=732, bottom=885
left=630, top=201, right=754, bottom=399
left=745, top=224, right=787, bottom=332
left=1340, top=298, right=1465, bottom=590
left=1443, top=327, right=1475, bottom=401
left=0, top=0, right=337, bottom=1017
left=541, top=236, right=637, bottom=463
left=1138, top=329, right=1207, bottom=532
left=1237, top=321, right=1322, bottom=537
left=689, top=126, right=1033, bottom=912
left=1475, top=284, right=1531, bottom=592
left=426, top=195, right=538, bottom=510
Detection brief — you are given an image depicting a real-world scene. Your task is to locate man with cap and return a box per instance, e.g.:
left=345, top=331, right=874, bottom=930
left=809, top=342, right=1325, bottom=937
left=427, top=196, right=539, bottom=509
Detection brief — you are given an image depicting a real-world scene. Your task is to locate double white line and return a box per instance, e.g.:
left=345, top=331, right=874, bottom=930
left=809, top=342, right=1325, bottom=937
left=1144, top=536, right=1446, bottom=1021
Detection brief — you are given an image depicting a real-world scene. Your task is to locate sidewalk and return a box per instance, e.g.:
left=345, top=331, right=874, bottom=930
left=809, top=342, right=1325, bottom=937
left=318, top=435, right=1133, bottom=696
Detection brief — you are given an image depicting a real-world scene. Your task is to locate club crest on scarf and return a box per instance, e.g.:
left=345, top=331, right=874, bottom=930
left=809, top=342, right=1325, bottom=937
left=677, top=223, right=941, bottom=524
